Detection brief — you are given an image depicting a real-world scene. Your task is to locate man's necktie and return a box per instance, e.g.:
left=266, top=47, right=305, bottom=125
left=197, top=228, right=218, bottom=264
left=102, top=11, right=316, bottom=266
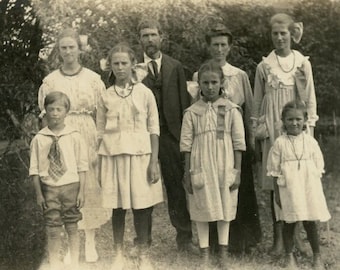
left=151, top=60, right=159, bottom=78
left=48, top=136, right=67, bottom=181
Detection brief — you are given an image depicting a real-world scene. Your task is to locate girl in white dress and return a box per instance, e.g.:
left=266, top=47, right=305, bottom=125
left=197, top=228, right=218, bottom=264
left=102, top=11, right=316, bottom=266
left=180, top=61, right=246, bottom=268
left=267, top=101, right=330, bottom=269
left=97, top=44, right=163, bottom=270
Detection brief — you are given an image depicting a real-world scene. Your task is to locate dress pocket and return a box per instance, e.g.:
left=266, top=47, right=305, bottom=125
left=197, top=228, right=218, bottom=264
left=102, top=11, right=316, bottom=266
left=190, top=169, right=205, bottom=190
left=219, top=168, right=239, bottom=188
left=255, top=115, right=269, bottom=140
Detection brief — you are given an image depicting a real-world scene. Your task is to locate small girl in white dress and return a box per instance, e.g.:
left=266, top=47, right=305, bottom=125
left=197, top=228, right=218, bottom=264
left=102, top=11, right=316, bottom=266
left=267, top=100, right=330, bottom=269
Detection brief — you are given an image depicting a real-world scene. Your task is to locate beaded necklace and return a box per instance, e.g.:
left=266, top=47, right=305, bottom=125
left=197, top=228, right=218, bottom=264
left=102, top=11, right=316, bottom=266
left=114, top=84, right=134, bottom=98
left=275, top=50, right=295, bottom=73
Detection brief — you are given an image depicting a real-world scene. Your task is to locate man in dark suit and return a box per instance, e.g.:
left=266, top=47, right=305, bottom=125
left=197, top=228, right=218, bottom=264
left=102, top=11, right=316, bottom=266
left=137, top=19, right=194, bottom=252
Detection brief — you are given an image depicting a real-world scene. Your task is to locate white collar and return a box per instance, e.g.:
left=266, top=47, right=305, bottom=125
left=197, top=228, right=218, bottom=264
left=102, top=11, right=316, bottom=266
left=38, top=125, right=78, bottom=137
left=144, top=53, right=162, bottom=68
left=263, top=50, right=307, bottom=69
left=221, top=62, right=240, bottom=76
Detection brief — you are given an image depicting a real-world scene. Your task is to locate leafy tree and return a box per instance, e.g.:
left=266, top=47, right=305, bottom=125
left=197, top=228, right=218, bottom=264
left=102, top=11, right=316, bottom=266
left=294, top=0, right=340, bottom=116
left=0, top=0, right=43, bottom=141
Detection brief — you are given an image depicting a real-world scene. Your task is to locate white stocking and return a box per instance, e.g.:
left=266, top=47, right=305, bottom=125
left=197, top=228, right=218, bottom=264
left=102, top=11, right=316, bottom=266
left=217, top=221, right=230, bottom=246
left=196, top=221, right=209, bottom=248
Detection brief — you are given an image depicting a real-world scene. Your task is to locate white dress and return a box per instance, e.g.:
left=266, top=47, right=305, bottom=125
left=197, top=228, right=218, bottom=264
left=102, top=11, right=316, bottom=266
left=38, top=67, right=110, bottom=229
left=267, top=133, right=330, bottom=223
left=180, top=98, right=246, bottom=222
left=252, top=50, right=318, bottom=190
left=96, top=83, right=164, bottom=209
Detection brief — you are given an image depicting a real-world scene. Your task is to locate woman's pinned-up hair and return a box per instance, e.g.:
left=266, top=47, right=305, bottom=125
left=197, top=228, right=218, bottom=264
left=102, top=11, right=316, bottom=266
left=205, top=23, right=233, bottom=45
left=56, top=28, right=82, bottom=50
left=270, top=13, right=303, bottom=44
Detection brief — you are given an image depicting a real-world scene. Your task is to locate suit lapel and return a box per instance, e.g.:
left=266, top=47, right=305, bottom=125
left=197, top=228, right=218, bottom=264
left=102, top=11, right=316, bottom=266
left=160, top=55, right=172, bottom=95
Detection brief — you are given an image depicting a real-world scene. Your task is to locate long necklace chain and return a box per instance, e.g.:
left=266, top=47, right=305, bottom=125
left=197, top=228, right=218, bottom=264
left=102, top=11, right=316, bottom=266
left=287, top=134, right=304, bottom=170
left=275, top=50, right=295, bottom=73
left=114, top=84, right=134, bottom=98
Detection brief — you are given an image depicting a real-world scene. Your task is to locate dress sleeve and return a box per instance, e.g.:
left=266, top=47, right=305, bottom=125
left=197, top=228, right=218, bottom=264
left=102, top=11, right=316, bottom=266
left=94, top=77, right=106, bottom=111
left=180, top=111, right=194, bottom=152
left=267, top=139, right=282, bottom=177
left=29, top=136, right=39, bottom=176
left=147, top=90, right=160, bottom=136
left=74, top=133, right=89, bottom=172
left=231, top=108, right=246, bottom=151
left=311, top=137, right=324, bottom=175
left=240, top=72, right=254, bottom=139
left=303, top=59, right=319, bottom=127
left=38, top=79, right=53, bottom=118
left=252, top=63, right=266, bottom=121
left=96, top=93, right=107, bottom=140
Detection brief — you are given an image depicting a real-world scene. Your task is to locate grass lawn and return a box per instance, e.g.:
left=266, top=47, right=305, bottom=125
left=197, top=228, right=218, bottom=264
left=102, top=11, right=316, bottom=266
left=1, top=137, right=340, bottom=270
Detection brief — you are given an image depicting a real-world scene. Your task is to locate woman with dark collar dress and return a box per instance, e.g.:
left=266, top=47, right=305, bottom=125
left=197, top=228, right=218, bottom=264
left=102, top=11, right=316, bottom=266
left=190, top=23, right=262, bottom=255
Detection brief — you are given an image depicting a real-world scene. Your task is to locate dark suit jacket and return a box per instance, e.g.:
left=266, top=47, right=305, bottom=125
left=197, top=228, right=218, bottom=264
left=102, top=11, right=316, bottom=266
left=141, top=54, right=190, bottom=141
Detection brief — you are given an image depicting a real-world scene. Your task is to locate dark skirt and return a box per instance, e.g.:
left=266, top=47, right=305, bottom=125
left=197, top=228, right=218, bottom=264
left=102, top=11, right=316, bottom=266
left=209, top=148, right=262, bottom=254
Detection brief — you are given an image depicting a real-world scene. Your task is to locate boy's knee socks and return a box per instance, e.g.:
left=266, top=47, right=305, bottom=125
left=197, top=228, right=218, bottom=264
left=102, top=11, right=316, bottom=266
left=46, top=226, right=63, bottom=268
left=65, top=222, right=80, bottom=265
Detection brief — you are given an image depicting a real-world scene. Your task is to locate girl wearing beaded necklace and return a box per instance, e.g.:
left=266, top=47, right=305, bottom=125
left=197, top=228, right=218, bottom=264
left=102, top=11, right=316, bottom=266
left=251, top=13, right=319, bottom=256
left=96, top=44, right=163, bottom=270
left=267, top=101, right=330, bottom=269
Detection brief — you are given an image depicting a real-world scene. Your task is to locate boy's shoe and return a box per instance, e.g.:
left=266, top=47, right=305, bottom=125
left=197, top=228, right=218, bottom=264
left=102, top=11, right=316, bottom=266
left=63, top=248, right=71, bottom=265
left=85, top=240, right=98, bottom=262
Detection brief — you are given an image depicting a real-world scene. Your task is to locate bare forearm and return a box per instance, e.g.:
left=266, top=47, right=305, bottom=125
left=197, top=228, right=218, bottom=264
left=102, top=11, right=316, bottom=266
left=78, top=172, right=86, bottom=194
left=233, top=150, right=242, bottom=171
left=273, top=177, right=280, bottom=198
left=32, top=175, right=43, bottom=197
left=183, top=152, right=191, bottom=174
left=150, top=134, right=159, bottom=163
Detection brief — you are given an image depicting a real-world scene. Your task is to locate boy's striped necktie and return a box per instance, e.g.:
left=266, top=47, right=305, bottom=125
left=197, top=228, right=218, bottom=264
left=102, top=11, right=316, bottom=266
left=48, top=136, right=67, bottom=182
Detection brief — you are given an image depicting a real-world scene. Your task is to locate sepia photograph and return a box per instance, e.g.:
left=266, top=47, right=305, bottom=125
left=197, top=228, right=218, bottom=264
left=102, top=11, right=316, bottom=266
left=0, top=0, right=339, bottom=269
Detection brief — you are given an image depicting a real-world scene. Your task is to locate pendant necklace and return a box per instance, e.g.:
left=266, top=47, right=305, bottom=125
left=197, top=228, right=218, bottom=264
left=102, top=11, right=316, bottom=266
left=114, top=84, right=134, bottom=98
left=275, top=50, right=295, bottom=73
left=287, top=134, right=304, bottom=170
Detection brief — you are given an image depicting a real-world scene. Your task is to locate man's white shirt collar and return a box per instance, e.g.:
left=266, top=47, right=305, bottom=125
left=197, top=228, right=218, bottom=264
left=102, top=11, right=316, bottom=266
left=144, top=53, right=162, bottom=73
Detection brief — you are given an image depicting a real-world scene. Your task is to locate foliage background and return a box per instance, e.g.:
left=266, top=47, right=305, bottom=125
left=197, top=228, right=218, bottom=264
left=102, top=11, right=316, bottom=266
left=0, top=0, right=340, bottom=269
